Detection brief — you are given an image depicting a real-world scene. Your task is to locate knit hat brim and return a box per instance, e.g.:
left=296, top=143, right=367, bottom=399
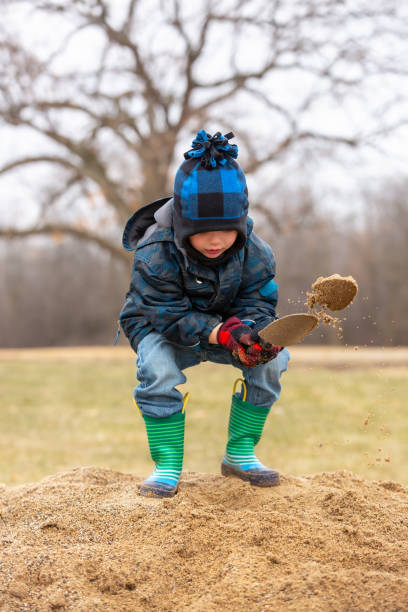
left=172, top=203, right=247, bottom=265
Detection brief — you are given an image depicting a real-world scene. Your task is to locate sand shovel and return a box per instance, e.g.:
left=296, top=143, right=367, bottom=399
left=257, top=275, right=357, bottom=347
left=258, top=313, right=319, bottom=346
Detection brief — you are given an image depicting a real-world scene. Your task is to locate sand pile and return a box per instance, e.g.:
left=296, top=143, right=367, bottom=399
left=1, top=467, right=408, bottom=611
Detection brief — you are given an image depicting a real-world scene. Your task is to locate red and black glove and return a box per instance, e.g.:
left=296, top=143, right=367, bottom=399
left=247, top=332, right=284, bottom=365
left=245, top=331, right=283, bottom=365
left=217, top=317, right=264, bottom=367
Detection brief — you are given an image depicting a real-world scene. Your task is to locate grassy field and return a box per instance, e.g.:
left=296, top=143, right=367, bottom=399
left=0, top=346, right=407, bottom=485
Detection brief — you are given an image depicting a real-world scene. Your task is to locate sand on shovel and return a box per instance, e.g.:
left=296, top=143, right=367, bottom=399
left=306, top=274, right=358, bottom=333
left=307, top=274, right=358, bottom=312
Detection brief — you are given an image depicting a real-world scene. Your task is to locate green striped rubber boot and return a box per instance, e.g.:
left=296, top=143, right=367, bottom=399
left=221, top=394, right=280, bottom=487
left=139, top=412, right=185, bottom=498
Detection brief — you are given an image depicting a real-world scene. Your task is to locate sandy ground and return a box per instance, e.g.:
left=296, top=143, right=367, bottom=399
left=1, top=467, right=408, bottom=611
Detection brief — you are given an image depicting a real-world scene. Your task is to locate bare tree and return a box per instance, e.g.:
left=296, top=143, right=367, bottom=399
left=1, top=0, right=408, bottom=261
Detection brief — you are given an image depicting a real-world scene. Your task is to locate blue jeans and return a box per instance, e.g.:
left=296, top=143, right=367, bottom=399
left=135, top=332, right=290, bottom=418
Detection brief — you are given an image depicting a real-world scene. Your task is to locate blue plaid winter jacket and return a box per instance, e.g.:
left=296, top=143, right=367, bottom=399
left=120, top=198, right=279, bottom=351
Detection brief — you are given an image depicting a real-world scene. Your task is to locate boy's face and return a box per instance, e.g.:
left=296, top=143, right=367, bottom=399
left=188, top=230, right=238, bottom=259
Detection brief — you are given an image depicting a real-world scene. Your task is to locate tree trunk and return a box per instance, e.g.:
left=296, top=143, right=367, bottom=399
left=139, top=132, right=178, bottom=204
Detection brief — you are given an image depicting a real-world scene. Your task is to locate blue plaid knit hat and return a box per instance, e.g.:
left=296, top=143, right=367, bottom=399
left=173, top=130, right=249, bottom=263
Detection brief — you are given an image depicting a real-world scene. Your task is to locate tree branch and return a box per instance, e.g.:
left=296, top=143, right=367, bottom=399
left=244, top=131, right=359, bottom=174
left=0, top=225, right=127, bottom=263
left=2, top=114, right=133, bottom=220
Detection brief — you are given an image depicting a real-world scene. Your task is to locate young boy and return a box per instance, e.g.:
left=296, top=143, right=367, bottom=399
left=120, top=130, right=290, bottom=498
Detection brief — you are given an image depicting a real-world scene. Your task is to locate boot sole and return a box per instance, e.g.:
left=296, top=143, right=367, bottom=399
left=221, top=461, right=280, bottom=487
left=139, top=483, right=178, bottom=498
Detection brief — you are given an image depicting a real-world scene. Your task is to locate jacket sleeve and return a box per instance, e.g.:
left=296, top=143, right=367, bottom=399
left=120, top=252, right=221, bottom=349
left=228, top=233, right=278, bottom=330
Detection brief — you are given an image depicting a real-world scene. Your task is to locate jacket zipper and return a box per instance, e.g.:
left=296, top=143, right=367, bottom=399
left=113, top=320, right=121, bottom=345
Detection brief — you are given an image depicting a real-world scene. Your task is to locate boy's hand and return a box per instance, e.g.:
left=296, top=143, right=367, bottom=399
left=247, top=329, right=283, bottom=365
left=217, top=317, right=263, bottom=367
left=216, top=318, right=283, bottom=368
left=245, top=340, right=283, bottom=365
left=217, top=317, right=253, bottom=349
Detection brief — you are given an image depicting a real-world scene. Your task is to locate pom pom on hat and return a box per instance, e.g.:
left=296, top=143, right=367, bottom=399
left=183, top=130, right=238, bottom=169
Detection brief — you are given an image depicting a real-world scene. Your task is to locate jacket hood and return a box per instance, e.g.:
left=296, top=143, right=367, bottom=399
left=122, top=197, right=172, bottom=251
